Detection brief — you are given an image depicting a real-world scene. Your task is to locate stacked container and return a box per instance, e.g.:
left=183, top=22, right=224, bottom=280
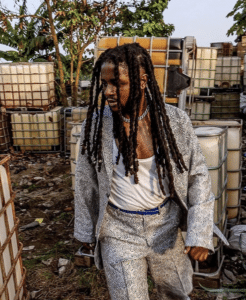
left=210, top=42, right=234, bottom=57
left=187, top=47, right=218, bottom=96
left=0, top=112, right=11, bottom=152
left=192, top=126, right=227, bottom=279
left=0, top=62, right=66, bottom=153
left=64, top=107, right=88, bottom=155
left=95, top=36, right=196, bottom=111
left=0, top=63, right=55, bottom=111
left=244, top=54, right=246, bottom=94
left=192, top=120, right=242, bottom=225
left=187, top=47, right=218, bottom=119
left=70, top=132, right=81, bottom=195
left=190, top=97, right=212, bottom=120
left=0, top=155, right=29, bottom=299
left=214, top=57, right=241, bottom=88
left=10, top=107, right=63, bottom=152
left=210, top=56, right=241, bottom=119
left=210, top=92, right=241, bottom=119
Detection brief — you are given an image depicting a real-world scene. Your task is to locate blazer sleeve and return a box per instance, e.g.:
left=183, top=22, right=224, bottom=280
left=183, top=115, right=215, bottom=252
left=74, top=121, right=99, bottom=244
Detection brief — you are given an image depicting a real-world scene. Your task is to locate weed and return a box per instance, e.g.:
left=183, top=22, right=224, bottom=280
left=53, top=212, right=72, bottom=222
left=43, top=270, right=53, bottom=280
left=23, top=258, right=41, bottom=270
left=147, top=275, right=154, bottom=293
left=28, top=184, right=37, bottom=192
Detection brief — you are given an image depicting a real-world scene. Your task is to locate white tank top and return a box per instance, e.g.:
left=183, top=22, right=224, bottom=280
left=109, top=139, right=170, bottom=211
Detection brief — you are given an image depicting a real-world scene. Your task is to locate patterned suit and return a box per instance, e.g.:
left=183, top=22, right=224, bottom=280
left=74, top=104, right=227, bottom=299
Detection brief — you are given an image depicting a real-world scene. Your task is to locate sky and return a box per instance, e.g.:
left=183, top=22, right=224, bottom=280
left=164, top=0, right=237, bottom=47
left=0, top=0, right=238, bottom=55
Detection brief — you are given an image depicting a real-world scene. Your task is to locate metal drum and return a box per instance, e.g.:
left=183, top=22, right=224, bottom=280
left=192, top=120, right=242, bottom=222
left=194, top=127, right=227, bottom=243
left=0, top=62, right=55, bottom=111
left=0, top=155, right=29, bottom=300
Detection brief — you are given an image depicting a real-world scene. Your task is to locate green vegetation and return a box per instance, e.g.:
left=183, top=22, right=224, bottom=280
left=0, top=0, right=174, bottom=106
left=227, top=0, right=246, bottom=36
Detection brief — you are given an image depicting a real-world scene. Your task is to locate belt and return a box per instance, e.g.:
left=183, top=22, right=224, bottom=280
left=108, top=198, right=170, bottom=215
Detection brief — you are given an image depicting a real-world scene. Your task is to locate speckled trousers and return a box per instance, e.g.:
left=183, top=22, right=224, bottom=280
left=99, top=200, right=193, bottom=300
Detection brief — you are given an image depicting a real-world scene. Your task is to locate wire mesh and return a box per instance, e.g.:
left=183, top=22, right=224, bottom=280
left=0, top=154, right=29, bottom=300
left=215, top=57, right=241, bottom=88
left=192, top=120, right=243, bottom=225
left=64, top=107, right=88, bottom=155
left=211, top=93, right=240, bottom=119
left=9, top=107, right=64, bottom=153
left=0, top=112, right=11, bottom=152
left=187, top=47, right=218, bottom=96
left=190, top=101, right=211, bottom=120
left=0, top=63, right=56, bottom=111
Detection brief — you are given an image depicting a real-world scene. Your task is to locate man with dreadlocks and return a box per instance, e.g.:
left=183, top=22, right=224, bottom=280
left=74, top=43, right=227, bottom=300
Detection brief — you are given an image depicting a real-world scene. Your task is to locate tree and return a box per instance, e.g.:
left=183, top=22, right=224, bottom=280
left=0, top=0, right=174, bottom=106
left=108, top=0, right=174, bottom=37
left=227, top=0, right=246, bottom=37
left=0, top=1, right=62, bottom=62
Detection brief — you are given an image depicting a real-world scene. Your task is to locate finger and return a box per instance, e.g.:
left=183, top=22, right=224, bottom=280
left=184, top=246, right=191, bottom=254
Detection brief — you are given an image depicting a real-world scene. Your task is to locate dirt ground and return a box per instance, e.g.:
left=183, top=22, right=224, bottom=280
left=8, top=118, right=246, bottom=300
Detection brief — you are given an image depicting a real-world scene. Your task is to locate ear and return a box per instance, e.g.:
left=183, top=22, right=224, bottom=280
left=140, top=73, right=148, bottom=90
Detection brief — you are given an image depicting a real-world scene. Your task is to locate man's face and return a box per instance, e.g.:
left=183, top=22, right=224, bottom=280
left=101, top=61, right=130, bottom=113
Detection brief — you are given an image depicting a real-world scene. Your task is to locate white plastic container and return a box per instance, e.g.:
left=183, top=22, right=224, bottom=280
left=187, top=47, right=217, bottom=95
left=0, top=62, right=55, bottom=110
left=194, top=127, right=227, bottom=225
left=71, top=138, right=81, bottom=193
left=11, top=106, right=62, bottom=151
left=70, top=125, right=82, bottom=161
left=192, top=120, right=242, bottom=220
left=244, top=54, right=246, bottom=87
left=0, top=155, right=28, bottom=300
left=190, top=101, right=210, bottom=120
left=215, top=57, right=241, bottom=88
left=64, top=107, right=88, bottom=154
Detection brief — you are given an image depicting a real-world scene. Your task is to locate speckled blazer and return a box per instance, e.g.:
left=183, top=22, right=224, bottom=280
left=74, top=104, right=228, bottom=269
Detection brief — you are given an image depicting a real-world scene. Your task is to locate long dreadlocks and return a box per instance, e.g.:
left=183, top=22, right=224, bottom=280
left=81, top=43, right=187, bottom=198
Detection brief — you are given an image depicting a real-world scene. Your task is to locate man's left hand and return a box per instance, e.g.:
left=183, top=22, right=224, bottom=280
left=184, top=246, right=209, bottom=262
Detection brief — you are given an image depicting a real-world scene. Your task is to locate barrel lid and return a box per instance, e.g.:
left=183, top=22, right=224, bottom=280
left=194, top=126, right=226, bottom=137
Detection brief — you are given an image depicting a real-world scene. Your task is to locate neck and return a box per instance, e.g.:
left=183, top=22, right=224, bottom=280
left=122, top=92, right=147, bottom=120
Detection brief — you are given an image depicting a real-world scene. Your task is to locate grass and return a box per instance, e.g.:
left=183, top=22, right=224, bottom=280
left=53, top=212, right=72, bottom=222
left=23, top=240, right=74, bottom=271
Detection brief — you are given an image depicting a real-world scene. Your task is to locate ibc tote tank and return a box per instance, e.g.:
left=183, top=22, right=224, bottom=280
left=194, top=126, right=228, bottom=241
left=0, top=62, right=55, bottom=110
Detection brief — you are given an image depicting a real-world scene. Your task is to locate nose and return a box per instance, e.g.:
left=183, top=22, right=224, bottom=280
left=104, top=83, right=116, bottom=98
